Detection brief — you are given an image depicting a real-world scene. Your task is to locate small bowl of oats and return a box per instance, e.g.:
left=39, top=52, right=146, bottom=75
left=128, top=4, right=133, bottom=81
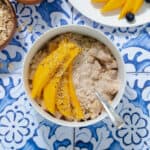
left=0, top=0, right=16, bottom=50
left=23, top=25, right=126, bottom=127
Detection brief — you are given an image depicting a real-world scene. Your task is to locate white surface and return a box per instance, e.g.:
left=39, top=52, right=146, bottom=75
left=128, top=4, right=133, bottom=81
left=69, top=0, right=150, bottom=27
left=23, top=25, right=126, bottom=127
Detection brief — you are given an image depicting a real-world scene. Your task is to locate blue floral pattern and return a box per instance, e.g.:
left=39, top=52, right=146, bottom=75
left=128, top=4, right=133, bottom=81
left=0, top=97, right=37, bottom=149
left=0, top=111, right=30, bottom=144
left=0, top=0, right=150, bottom=149
left=75, top=126, right=113, bottom=150
left=33, top=125, right=73, bottom=150
left=116, top=112, right=148, bottom=145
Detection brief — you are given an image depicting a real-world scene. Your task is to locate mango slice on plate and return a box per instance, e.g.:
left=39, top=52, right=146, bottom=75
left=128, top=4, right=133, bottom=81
left=132, top=0, right=144, bottom=14
left=119, top=0, right=133, bottom=19
left=101, top=0, right=125, bottom=13
left=68, top=65, right=84, bottom=120
left=43, top=44, right=81, bottom=114
left=91, top=0, right=144, bottom=20
left=31, top=40, right=76, bottom=99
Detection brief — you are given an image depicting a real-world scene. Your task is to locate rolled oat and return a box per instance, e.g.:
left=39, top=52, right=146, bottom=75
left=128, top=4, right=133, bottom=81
left=0, top=1, right=15, bottom=46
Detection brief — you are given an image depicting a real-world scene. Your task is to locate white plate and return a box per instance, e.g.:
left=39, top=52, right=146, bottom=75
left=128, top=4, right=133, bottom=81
left=69, top=0, right=150, bottom=27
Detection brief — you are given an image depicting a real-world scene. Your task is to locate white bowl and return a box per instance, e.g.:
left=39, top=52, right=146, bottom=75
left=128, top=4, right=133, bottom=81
left=23, top=25, right=126, bottom=127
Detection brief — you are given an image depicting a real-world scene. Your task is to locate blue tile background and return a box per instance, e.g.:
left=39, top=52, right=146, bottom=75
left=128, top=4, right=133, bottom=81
left=0, top=0, right=149, bottom=149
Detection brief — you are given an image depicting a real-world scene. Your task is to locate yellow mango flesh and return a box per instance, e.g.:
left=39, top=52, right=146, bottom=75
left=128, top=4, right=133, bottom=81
left=56, top=74, right=72, bottom=119
left=43, top=44, right=81, bottom=114
left=91, top=0, right=144, bottom=19
left=68, top=65, right=84, bottom=120
left=119, top=0, right=133, bottom=19
left=43, top=78, right=60, bottom=114
left=91, top=0, right=108, bottom=3
left=31, top=40, right=74, bottom=99
left=132, top=0, right=144, bottom=14
left=48, top=42, right=58, bottom=52
left=101, top=0, right=125, bottom=13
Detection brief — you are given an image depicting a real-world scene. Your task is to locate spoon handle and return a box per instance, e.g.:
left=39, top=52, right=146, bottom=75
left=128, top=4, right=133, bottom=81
left=95, top=90, right=124, bottom=129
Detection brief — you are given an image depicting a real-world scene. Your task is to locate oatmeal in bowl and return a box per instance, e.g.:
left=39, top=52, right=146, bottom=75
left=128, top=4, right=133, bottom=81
left=23, top=25, right=126, bottom=127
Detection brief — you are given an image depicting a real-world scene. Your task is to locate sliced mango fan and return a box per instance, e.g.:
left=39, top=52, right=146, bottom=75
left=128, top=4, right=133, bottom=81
left=31, top=39, right=84, bottom=121
left=91, top=0, right=144, bottom=19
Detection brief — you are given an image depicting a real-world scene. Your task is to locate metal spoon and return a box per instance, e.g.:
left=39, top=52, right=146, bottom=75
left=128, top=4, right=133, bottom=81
left=95, top=89, right=124, bottom=129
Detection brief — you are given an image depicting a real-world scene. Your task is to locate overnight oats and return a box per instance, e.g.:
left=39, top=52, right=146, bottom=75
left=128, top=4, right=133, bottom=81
left=28, top=33, right=120, bottom=121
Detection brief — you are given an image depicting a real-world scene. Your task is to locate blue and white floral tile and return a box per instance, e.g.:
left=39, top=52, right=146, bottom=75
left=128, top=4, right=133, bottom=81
left=0, top=0, right=72, bottom=74
left=0, top=74, right=74, bottom=150
left=0, top=74, right=22, bottom=111
left=124, top=73, right=150, bottom=116
left=0, top=44, right=26, bottom=74
left=12, top=0, right=72, bottom=45
left=121, top=46, right=150, bottom=73
left=32, top=122, right=74, bottom=150
left=121, top=27, right=150, bottom=73
left=75, top=73, right=150, bottom=150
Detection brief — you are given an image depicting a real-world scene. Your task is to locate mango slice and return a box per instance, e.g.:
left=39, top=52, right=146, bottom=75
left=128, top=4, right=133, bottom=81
left=56, top=74, right=72, bottom=119
left=132, top=0, right=144, bottom=14
left=43, top=78, right=59, bottom=114
left=31, top=40, right=76, bottom=99
left=91, top=0, right=108, bottom=3
left=43, top=45, right=81, bottom=114
left=68, top=65, right=84, bottom=120
left=48, top=42, right=58, bottom=52
left=101, top=0, right=125, bottom=13
left=91, top=0, right=144, bottom=20
left=119, top=0, right=132, bottom=19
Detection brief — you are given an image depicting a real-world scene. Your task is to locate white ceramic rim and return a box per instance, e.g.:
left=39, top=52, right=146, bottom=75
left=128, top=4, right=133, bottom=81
left=69, top=0, right=150, bottom=27
left=23, top=25, right=126, bottom=127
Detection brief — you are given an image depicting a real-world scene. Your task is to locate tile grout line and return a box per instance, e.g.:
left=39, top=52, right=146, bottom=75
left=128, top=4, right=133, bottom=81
left=71, top=4, right=73, bottom=24
left=73, top=127, right=76, bottom=150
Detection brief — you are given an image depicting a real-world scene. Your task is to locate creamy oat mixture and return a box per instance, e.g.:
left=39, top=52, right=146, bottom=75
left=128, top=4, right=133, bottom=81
left=0, top=1, right=14, bottom=46
left=29, top=33, right=120, bottom=121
